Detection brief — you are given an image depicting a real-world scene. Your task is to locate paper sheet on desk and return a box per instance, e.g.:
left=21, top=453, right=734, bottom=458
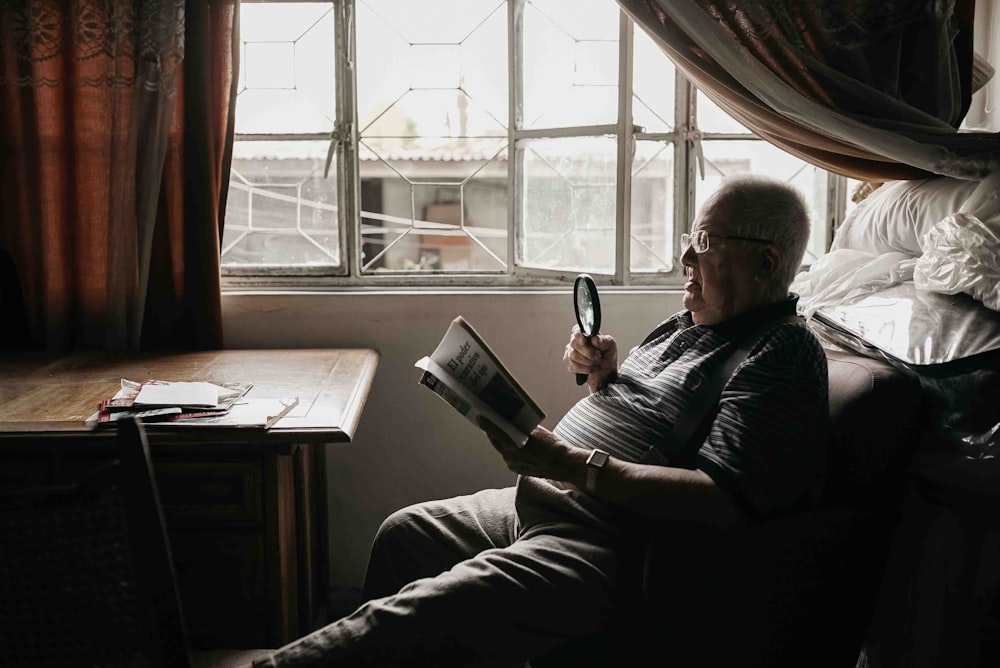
left=163, top=397, right=300, bottom=428
left=134, top=381, right=222, bottom=408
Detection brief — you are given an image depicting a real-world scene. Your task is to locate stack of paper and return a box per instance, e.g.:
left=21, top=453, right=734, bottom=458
left=86, top=379, right=299, bottom=429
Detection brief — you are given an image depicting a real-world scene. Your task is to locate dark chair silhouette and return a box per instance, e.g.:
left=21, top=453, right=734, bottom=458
left=534, top=350, right=924, bottom=668
left=0, top=418, right=268, bottom=668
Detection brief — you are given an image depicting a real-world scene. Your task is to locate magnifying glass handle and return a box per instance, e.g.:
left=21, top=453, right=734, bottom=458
left=576, top=372, right=587, bottom=386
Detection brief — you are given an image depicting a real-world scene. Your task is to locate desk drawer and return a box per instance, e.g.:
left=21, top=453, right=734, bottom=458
left=154, top=460, right=262, bottom=525
left=0, top=455, right=49, bottom=487
left=0, top=453, right=111, bottom=487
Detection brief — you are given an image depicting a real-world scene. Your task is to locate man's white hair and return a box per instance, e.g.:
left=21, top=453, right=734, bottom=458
left=711, top=175, right=811, bottom=289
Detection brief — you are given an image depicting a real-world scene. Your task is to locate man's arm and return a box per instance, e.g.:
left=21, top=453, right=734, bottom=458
left=584, top=454, right=748, bottom=526
left=479, top=420, right=747, bottom=528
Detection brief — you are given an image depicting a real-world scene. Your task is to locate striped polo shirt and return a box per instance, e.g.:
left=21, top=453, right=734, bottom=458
left=553, top=295, right=829, bottom=518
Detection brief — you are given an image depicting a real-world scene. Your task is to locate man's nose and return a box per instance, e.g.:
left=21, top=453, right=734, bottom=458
left=680, top=242, right=697, bottom=268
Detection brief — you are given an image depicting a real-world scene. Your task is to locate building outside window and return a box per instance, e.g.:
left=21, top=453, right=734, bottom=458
left=223, top=0, right=853, bottom=287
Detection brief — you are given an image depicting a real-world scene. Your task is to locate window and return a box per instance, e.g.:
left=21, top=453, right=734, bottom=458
left=223, top=0, right=848, bottom=286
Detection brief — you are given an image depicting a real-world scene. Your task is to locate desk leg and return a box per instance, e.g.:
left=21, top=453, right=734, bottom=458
left=316, top=443, right=331, bottom=616
left=294, top=443, right=331, bottom=633
left=265, top=450, right=299, bottom=646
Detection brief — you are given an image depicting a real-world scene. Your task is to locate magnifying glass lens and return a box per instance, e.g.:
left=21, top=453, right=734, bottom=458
left=573, top=274, right=601, bottom=386
left=576, top=284, right=594, bottom=335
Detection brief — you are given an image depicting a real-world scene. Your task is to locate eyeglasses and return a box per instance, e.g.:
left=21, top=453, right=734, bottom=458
left=680, top=229, right=772, bottom=254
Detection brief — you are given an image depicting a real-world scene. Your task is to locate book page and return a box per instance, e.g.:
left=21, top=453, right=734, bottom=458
left=426, top=316, right=544, bottom=435
left=415, top=357, right=531, bottom=447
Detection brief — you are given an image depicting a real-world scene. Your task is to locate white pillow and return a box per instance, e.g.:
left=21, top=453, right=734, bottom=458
left=831, top=176, right=981, bottom=256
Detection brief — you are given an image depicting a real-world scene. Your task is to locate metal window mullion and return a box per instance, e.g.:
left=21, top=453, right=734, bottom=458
left=235, top=133, right=334, bottom=141
left=698, top=132, right=755, bottom=141
left=674, top=71, right=695, bottom=271
left=509, top=0, right=524, bottom=278
left=614, top=10, right=634, bottom=286
left=514, top=124, right=619, bottom=139
left=338, top=0, right=361, bottom=278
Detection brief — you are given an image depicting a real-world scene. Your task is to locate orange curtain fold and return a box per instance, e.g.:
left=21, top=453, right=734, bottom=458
left=0, top=0, right=238, bottom=351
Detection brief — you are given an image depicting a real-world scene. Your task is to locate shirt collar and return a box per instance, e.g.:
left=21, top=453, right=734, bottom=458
left=678, top=294, right=800, bottom=341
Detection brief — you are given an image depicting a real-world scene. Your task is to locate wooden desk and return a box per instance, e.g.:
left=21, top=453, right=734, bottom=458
left=0, top=348, right=379, bottom=649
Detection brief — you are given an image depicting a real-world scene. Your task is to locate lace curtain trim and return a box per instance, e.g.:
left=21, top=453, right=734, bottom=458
left=0, top=0, right=184, bottom=91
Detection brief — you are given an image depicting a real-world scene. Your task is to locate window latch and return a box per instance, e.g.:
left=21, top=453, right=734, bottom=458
left=681, top=129, right=705, bottom=181
left=324, top=121, right=354, bottom=179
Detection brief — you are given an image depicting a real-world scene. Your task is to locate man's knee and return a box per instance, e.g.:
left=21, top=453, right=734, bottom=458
left=372, top=502, right=435, bottom=555
left=365, top=508, right=416, bottom=597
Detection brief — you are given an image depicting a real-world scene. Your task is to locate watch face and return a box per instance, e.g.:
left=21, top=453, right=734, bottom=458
left=587, top=449, right=609, bottom=468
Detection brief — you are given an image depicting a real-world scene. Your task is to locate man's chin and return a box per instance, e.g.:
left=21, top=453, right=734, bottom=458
left=681, top=290, right=699, bottom=313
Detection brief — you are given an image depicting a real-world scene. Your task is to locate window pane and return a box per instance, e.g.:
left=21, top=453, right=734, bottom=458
left=631, top=140, right=674, bottom=273
left=224, top=141, right=341, bottom=272
left=359, top=147, right=509, bottom=273
left=696, top=90, right=753, bottom=135
left=696, top=140, right=829, bottom=265
left=520, top=136, right=617, bottom=273
left=224, top=3, right=342, bottom=275
left=357, top=0, right=509, bottom=274
left=236, top=3, right=336, bottom=135
left=522, top=0, right=619, bottom=128
left=357, top=1, right=508, bottom=133
left=632, top=24, right=676, bottom=133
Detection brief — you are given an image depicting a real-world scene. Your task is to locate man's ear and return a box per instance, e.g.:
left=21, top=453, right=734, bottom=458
left=756, top=246, right=781, bottom=283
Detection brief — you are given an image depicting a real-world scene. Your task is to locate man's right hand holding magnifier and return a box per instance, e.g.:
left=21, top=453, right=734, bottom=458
left=564, top=327, right=618, bottom=393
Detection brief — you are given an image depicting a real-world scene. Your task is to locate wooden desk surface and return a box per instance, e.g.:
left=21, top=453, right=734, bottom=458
left=0, top=348, right=379, bottom=446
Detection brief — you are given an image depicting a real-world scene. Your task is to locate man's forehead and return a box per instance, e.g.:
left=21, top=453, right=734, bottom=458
left=693, top=195, right=736, bottom=233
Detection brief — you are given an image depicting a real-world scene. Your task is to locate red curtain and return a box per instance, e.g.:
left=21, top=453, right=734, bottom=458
left=0, top=0, right=238, bottom=351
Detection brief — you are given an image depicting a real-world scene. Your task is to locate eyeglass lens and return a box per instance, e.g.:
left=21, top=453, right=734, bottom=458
left=681, top=231, right=708, bottom=253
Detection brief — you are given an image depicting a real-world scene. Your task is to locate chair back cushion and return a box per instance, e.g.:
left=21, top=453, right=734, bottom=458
left=823, top=350, right=923, bottom=508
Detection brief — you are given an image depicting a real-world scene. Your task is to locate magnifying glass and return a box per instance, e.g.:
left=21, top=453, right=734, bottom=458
left=573, top=273, right=602, bottom=386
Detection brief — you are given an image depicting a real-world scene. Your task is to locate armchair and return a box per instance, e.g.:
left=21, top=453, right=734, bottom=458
left=535, top=350, right=924, bottom=667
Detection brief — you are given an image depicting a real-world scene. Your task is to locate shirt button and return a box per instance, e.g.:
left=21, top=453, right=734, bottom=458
left=688, top=376, right=702, bottom=390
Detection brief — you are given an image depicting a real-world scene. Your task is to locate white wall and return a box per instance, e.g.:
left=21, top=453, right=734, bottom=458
left=222, top=289, right=683, bottom=589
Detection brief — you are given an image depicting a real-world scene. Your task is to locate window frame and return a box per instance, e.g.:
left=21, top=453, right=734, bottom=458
left=222, top=0, right=844, bottom=290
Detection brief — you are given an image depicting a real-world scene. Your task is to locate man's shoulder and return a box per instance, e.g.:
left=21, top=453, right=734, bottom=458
left=753, top=316, right=827, bottom=365
left=638, top=311, right=688, bottom=347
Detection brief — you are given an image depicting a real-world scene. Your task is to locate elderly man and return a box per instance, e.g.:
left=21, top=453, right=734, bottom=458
left=254, top=175, right=829, bottom=668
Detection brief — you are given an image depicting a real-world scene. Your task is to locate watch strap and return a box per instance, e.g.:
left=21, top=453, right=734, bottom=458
left=585, top=449, right=609, bottom=494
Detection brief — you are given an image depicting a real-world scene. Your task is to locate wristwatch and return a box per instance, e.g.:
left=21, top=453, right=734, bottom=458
left=585, top=449, right=610, bottom=494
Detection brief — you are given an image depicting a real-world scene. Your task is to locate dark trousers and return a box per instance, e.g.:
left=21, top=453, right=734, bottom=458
left=258, top=476, right=644, bottom=667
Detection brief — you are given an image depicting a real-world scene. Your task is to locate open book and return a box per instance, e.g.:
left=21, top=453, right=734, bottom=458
left=415, top=316, right=545, bottom=447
